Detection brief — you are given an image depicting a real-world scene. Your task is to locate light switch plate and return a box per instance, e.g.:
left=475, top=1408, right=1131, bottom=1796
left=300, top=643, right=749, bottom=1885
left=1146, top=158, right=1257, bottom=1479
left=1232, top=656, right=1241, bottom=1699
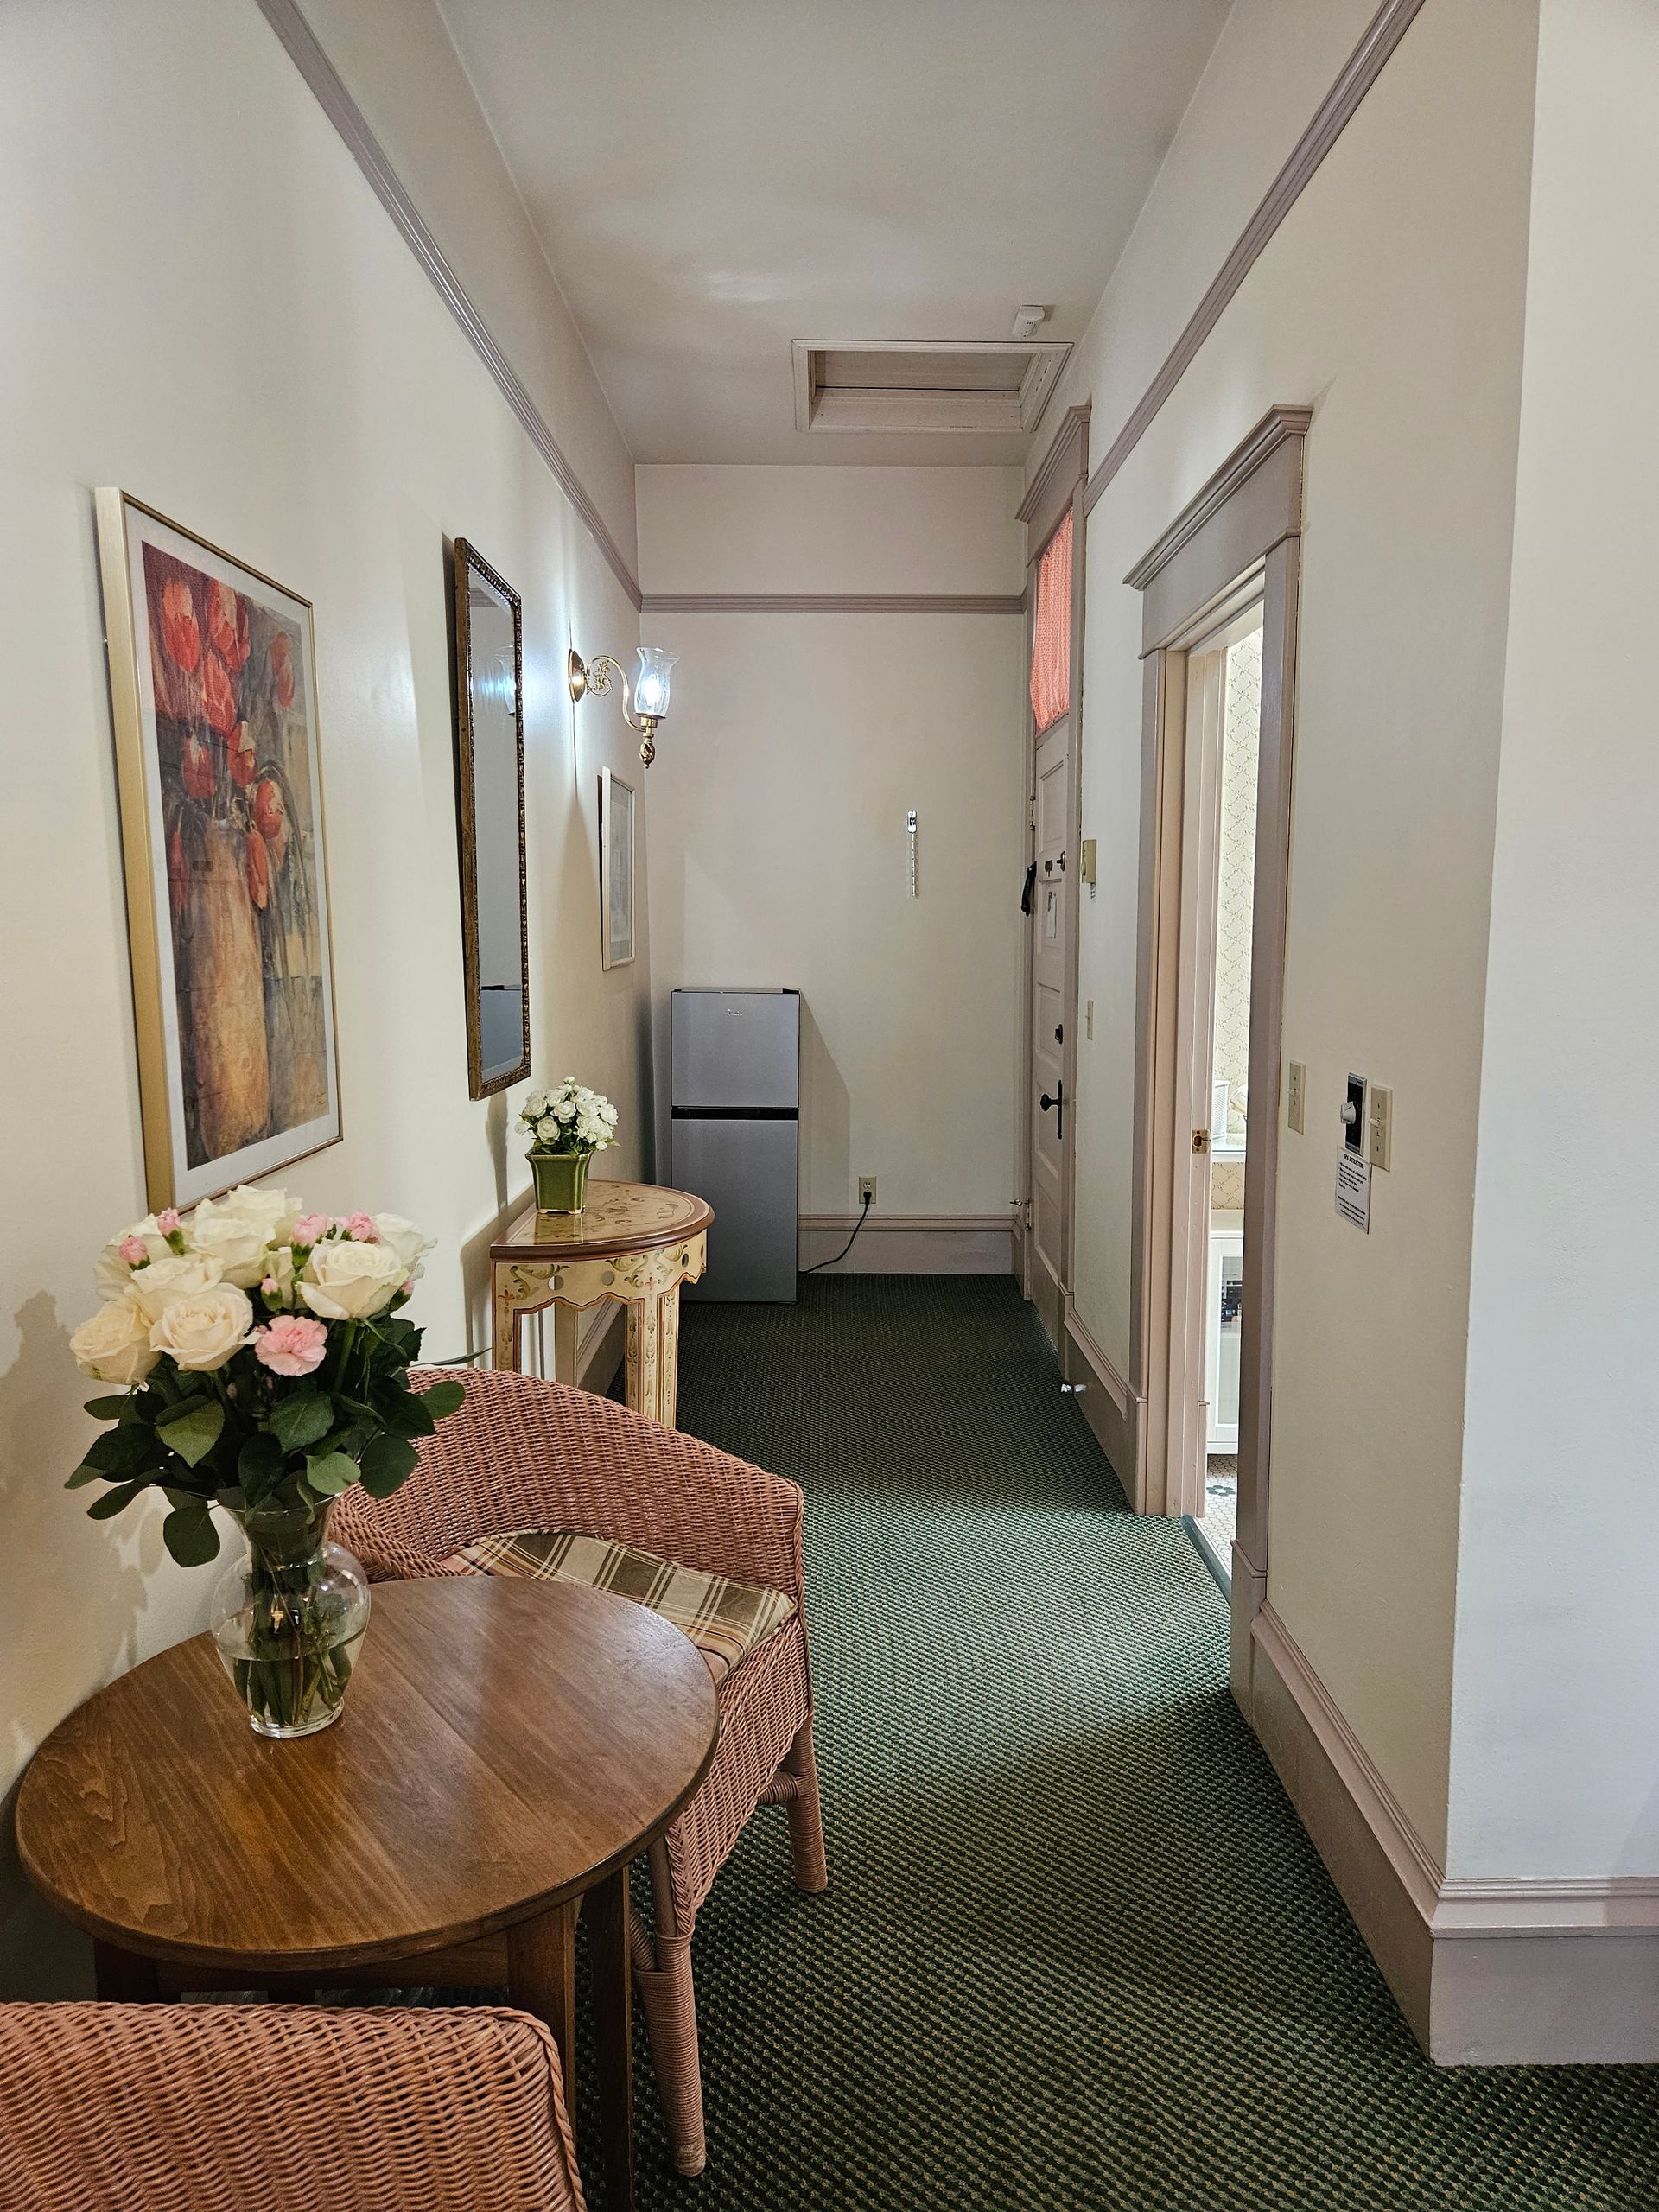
left=1287, top=1060, right=1306, bottom=1134
left=1369, top=1085, right=1393, bottom=1172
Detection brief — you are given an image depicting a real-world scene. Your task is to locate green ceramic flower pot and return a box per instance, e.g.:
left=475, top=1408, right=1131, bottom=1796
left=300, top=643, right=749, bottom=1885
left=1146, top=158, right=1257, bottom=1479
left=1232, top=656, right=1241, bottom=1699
left=531, top=1148, right=590, bottom=1213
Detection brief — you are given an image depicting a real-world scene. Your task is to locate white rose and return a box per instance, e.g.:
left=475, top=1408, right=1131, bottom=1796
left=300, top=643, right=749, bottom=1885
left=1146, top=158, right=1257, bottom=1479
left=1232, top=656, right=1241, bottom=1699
left=300, top=1236, right=407, bottom=1320
left=187, top=1197, right=274, bottom=1287
left=554, top=1098, right=575, bottom=1122
left=70, top=1294, right=159, bottom=1387
left=149, top=1284, right=254, bottom=1373
left=93, top=1215, right=173, bottom=1297
left=372, top=1212, right=433, bottom=1281
left=127, top=1253, right=225, bottom=1325
left=217, top=1183, right=300, bottom=1245
left=537, top=1116, right=562, bottom=1146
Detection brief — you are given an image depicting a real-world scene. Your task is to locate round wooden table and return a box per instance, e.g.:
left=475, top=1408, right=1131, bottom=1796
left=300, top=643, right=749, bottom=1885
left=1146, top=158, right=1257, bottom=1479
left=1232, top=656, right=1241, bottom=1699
left=490, top=1179, right=713, bottom=1427
left=16, top=1578, right=718, bottom=2212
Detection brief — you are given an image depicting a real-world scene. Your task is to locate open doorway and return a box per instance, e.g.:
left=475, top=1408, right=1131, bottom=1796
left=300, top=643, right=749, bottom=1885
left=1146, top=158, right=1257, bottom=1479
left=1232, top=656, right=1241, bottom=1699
left=1183, top=609, right=1263, bottom=1582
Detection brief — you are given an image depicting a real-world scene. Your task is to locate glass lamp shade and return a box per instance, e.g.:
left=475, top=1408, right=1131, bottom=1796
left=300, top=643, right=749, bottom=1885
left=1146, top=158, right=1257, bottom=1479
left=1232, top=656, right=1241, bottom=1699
left=632, top=645, right=678, bottom=721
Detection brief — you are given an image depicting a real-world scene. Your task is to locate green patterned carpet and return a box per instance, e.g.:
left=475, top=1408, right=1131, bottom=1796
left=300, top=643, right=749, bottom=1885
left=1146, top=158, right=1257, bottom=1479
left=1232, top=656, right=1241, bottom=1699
left=596, top=1274, right=1659, bottom=2211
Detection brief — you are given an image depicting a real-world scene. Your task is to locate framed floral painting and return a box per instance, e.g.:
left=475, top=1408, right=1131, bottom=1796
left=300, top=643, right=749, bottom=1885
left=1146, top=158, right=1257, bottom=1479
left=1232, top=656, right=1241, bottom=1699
left=96, top=491, right=340, bottom=1210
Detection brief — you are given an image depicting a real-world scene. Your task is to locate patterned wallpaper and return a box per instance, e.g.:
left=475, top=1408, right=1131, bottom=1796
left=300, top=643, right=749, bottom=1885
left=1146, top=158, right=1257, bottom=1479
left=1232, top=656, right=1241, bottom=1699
left=1211, top=626, right=1262, bottom=1155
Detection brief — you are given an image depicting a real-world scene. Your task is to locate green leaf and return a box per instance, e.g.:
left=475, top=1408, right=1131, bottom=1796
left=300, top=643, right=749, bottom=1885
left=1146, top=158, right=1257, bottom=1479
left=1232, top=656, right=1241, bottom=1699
left=84, top=1395, right=133, bottom=1422
left=270, top=1392, right=334, bottom=1454
left=66, top=1462, right=105, bottom=1489
left=86, top=1478, right=144, bottom=1521
left=157, top=1399, right=225, bottom=1468
left=378, top=1391, right=435, bottom=1439
left=419, top=1378, right=466, bottom=1421
left=303, top=1451, right=358, bottom=1497
left=162, top=1504, right=221, bottom=1568
left=359, top=1433, right=418, bottom=1498
left=213, top=1484, right=247, bottom=1513
left=238, top=1431, right=282, bottom=1492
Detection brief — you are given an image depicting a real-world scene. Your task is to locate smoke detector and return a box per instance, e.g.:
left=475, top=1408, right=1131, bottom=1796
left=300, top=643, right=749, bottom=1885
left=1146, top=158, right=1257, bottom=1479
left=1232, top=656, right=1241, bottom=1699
left=791, top=337, right=1072, bottom=436
left=1010, top=305, right=1051, bottom=340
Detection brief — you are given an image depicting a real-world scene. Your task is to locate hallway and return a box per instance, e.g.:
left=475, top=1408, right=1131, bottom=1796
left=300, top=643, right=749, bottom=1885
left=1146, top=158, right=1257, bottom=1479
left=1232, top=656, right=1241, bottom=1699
left=620, top=1277, right=1659, bottom=2210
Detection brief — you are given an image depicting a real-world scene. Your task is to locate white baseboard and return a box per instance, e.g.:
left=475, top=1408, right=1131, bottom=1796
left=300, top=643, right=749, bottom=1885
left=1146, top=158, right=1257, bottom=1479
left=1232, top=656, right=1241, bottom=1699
left=797, top=1213, right=1014, bottom=1275
left=1061, top=1302, right=1142, bottom=1504
left=1245, top=1601, right=1659, bottom=2063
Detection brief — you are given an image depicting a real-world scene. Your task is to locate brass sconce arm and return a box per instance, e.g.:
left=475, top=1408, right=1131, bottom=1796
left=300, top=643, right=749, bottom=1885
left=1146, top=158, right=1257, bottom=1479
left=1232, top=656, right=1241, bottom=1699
left=568, top=647, right=670, bottom=766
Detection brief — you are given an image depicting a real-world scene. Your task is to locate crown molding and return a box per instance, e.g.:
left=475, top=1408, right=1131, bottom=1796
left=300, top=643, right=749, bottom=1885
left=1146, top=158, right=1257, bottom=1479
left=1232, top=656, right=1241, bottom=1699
left=252, top=0, right=644, bottom=611
left=1084, top=0, right=1428, bottom=518
left=641, top=592, right=1024, bottom=616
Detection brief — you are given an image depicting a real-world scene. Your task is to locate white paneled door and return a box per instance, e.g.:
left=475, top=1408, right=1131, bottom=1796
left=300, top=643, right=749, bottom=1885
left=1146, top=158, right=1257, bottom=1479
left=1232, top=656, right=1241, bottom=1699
left=1027, top=715, right=1072, bottom=1348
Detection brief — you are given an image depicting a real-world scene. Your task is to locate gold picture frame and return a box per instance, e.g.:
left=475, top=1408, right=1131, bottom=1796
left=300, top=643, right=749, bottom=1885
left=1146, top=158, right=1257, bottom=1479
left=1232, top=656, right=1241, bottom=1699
left=95, top=489, right=341, bottom=1210
left=451, top=537, right=531, bottom=1097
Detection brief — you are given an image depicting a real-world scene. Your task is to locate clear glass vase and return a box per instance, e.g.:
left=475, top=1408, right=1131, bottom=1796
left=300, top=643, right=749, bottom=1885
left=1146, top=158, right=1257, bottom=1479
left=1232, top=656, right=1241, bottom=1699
left=210, top=1502, right=372, bottom=1738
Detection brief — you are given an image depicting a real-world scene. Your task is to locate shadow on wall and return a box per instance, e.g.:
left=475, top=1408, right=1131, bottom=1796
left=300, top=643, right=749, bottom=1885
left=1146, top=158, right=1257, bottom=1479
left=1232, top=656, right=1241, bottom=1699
left=0, top=1291, right=159, bottom=1999
left=802, top=1001, right=850, bottom=1212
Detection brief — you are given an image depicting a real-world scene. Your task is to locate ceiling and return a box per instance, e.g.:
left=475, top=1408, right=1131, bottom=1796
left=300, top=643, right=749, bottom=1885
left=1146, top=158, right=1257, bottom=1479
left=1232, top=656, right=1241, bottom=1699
left=435, top=0, right=1232, bottom=466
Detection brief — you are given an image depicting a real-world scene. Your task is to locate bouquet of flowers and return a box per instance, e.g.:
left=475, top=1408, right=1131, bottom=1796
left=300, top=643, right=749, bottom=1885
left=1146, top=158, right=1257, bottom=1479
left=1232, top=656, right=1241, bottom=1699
left=518, top=1077, right=620, bottom=1156
left=67, top=1187, right=463, bottom=1737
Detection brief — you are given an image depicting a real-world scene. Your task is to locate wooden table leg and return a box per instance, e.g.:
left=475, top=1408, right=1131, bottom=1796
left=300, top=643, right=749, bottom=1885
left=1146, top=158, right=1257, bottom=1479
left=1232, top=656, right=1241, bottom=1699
left=507, top=1901, right=577, bottom=2139
left=625, top=1294, right=664, bottom=1423
left=587, top=1865, right=634, bottom=2212
left=659, top=1286, right=683, bottom=1431
left=93, top=1941, right=161, bottom=2001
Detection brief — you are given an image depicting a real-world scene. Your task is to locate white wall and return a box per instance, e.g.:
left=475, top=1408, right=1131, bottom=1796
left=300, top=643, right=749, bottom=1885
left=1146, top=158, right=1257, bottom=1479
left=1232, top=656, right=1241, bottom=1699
left=0, top=0, right=647, bottom=1991
left=1449, top=0, right=1659, bottom=1881
left=638, top=467, right=1026, bottom=1222
left=1061, top=0, right=1539, bottom=1855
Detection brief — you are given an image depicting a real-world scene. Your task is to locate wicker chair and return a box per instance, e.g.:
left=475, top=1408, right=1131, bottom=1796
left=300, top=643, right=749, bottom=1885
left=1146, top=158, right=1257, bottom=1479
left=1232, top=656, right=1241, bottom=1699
left=0, top=2001, right=585, bottom=2211
left=332, top=1367, right=827, bottom=2178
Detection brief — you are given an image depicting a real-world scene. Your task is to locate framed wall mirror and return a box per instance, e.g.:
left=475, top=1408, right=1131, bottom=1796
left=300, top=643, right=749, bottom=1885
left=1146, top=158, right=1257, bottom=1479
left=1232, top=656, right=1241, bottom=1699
left=452, top=538, right=530, bottom=1096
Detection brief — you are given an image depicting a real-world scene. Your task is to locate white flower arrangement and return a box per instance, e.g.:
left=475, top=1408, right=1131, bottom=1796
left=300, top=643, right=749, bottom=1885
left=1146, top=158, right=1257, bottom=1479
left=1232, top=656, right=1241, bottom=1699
left=518, top=1077, right=620, bottom=1158
left=66, top=1187, right=456, bottom=1568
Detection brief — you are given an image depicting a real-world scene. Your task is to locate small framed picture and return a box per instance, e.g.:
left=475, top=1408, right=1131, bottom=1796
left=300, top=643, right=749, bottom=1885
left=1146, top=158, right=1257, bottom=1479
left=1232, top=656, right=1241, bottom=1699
left=599, top=768, right=636, bottom=969
left=95, top=490, right=340, bottom=1209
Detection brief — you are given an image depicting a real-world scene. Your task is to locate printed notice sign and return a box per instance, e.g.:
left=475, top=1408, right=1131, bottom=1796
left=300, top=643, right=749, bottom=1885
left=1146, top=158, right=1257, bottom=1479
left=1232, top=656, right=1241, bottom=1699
left=1335, top=1150, right=1372, bottom=1232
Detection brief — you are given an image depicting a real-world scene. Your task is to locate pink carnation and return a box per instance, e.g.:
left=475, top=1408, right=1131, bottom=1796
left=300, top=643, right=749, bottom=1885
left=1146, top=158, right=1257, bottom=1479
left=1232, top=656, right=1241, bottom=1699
left=291, top=1212, right=331, bottom=1247
left=343, top=1212, right=379, bottom=1242
left=254, top=1314, right=328, bottom=1377
left=118, top=1236, right=148, bottom=1266
left=156, top=1208, right=181, bottom=1236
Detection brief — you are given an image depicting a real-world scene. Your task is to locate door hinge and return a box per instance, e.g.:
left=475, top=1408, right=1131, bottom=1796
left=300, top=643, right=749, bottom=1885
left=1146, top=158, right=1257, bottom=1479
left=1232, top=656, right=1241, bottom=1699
left=1028, top=793, right=1036, bottom=831
left=1192, top=1128, right=1210, bottom=1153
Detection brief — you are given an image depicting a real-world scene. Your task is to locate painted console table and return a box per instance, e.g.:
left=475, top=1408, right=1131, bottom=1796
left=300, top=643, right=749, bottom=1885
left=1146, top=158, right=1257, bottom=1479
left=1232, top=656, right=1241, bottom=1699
left=489, top=1180, right=713, bottom=1428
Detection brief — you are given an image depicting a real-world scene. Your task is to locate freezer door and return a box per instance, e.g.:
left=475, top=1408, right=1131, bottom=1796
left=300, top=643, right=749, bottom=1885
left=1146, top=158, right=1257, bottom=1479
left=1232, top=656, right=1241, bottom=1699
left=671, top=989, right=799, bottom=1111
left=672, top=1116, right=798, bottom=1302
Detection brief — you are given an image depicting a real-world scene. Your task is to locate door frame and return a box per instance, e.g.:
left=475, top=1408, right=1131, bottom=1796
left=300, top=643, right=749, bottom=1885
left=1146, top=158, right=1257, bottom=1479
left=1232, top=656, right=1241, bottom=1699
left=1016, top=405, right=1090, bottom=1324
left=1164, top=596, right=1266, bottom=1523
left=1124, top=404, right=1310, bottom=1698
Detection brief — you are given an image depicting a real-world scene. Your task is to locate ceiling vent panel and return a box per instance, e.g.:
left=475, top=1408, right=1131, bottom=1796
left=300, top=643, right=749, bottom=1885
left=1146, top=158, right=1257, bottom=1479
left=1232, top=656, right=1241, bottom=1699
left=792, top=339, right=1072, bottom=436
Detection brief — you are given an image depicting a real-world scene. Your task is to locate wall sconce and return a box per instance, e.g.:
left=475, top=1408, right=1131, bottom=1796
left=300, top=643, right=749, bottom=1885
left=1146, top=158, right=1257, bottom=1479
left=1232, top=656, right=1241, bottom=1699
left=567, top=643, right=679, bottom=766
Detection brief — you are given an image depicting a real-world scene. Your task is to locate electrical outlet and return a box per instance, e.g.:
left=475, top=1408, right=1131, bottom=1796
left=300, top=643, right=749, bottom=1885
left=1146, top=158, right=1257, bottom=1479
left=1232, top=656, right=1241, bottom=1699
left=1287, top=1060, right=1306, bottom=1134
left=858, top=1176, right=877, bottom=1206
left=1369, top=1085, right=1393, bottom=1172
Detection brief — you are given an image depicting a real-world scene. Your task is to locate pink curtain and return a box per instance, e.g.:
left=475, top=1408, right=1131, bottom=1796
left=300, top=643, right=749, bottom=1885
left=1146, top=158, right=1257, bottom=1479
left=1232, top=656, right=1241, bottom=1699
left=1029, top=509, right=1072, bottom=732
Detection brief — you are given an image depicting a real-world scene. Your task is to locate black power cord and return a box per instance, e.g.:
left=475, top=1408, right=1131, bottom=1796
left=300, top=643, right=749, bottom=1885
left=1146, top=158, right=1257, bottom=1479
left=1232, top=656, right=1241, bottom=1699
left=803, top=1190, right=873, bottom=1274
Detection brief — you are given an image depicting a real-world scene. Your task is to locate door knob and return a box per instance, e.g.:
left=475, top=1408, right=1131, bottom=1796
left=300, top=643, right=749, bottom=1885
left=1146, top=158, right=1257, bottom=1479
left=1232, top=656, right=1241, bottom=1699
left=1044, top=858, right=1053, bottom=874
left=1039, top=1081, right=1065, bottom=1140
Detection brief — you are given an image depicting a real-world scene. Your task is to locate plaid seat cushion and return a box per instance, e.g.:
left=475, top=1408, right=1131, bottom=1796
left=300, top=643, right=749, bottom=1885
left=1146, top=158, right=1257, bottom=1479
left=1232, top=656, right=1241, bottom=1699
left=442, top=1529, right=794, bottom=1686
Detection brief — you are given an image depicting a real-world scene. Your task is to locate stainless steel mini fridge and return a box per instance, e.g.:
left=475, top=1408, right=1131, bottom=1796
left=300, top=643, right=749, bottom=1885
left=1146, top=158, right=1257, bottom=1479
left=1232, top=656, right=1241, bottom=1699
left=671, top=988, right=799, bottom=1302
